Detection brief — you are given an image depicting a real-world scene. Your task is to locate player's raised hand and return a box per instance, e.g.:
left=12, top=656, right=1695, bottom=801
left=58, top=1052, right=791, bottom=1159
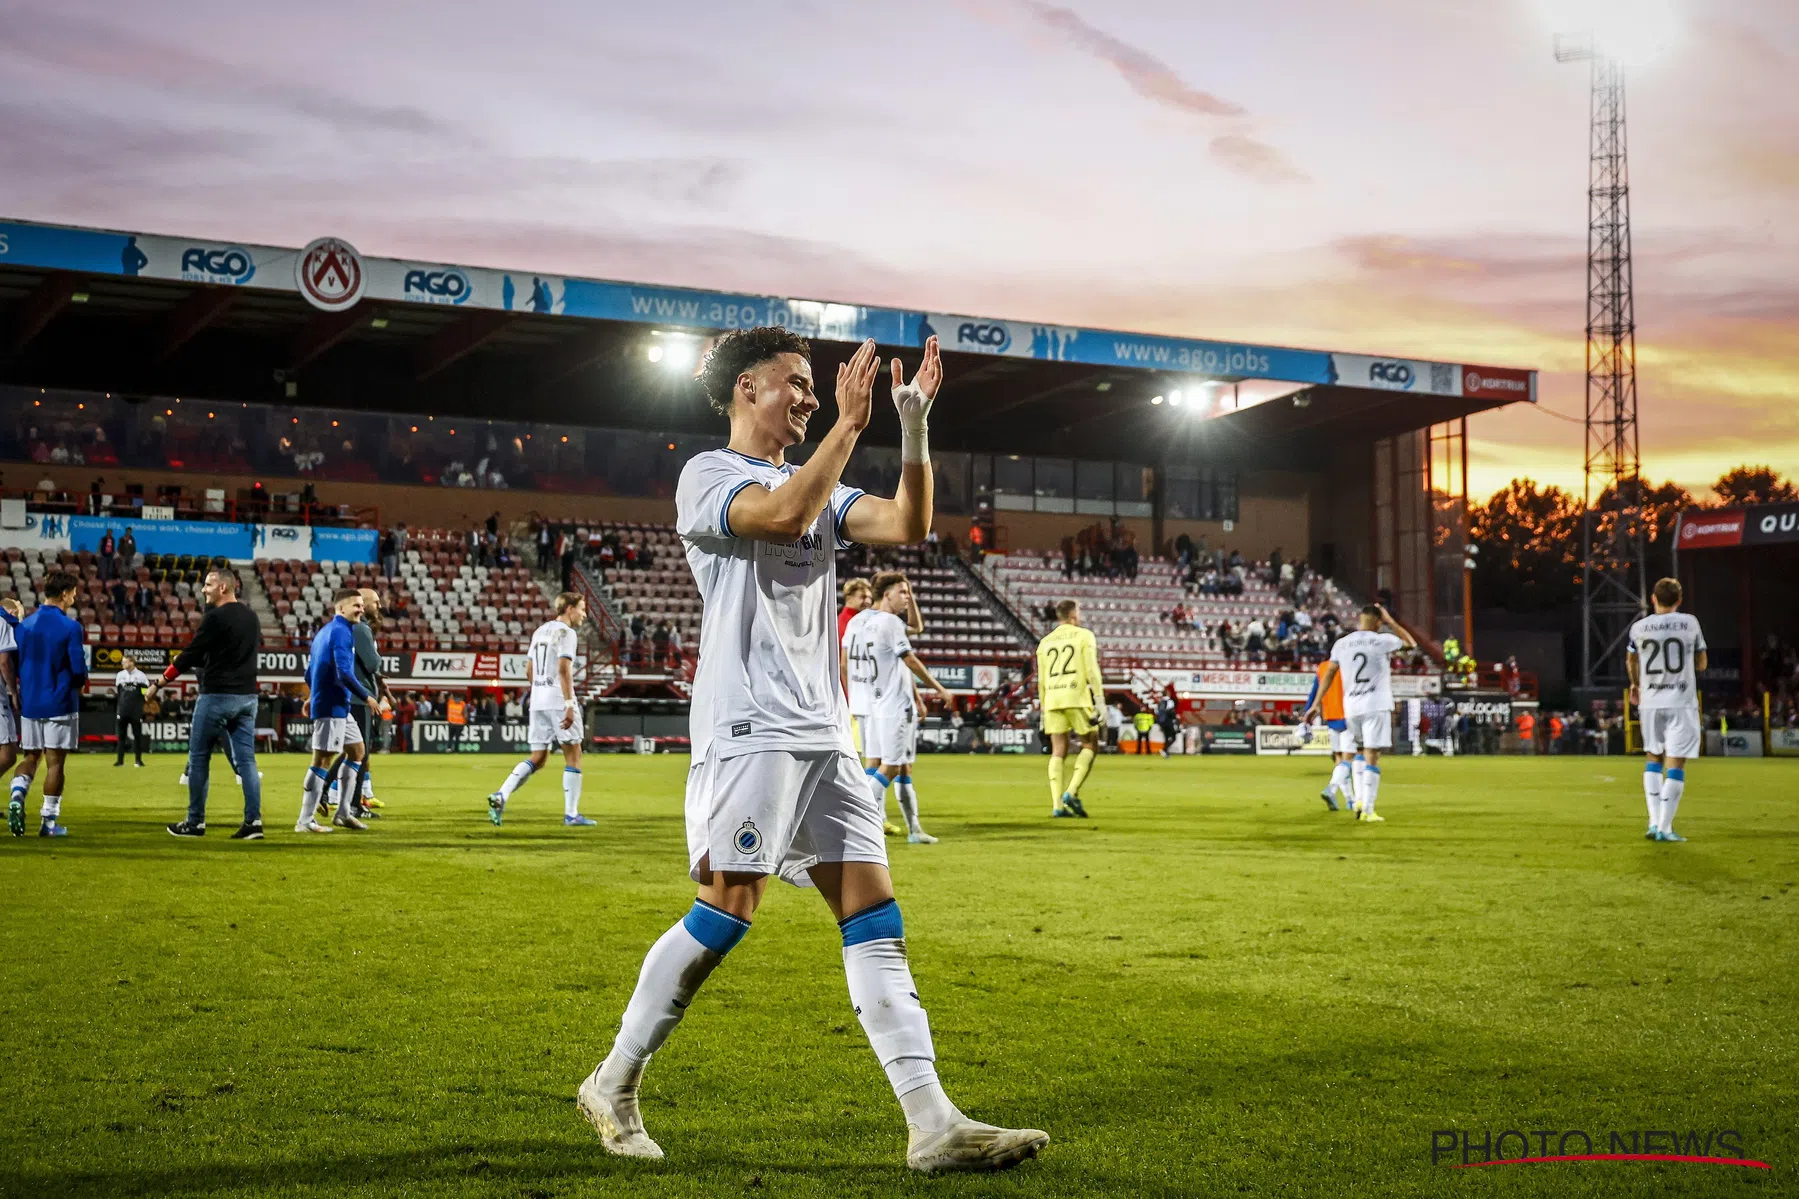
left=892, top=335, right=940, bottom=466
left=892, top=334, right=943, bottom=402
left=835, top=339, right=879, bottom=432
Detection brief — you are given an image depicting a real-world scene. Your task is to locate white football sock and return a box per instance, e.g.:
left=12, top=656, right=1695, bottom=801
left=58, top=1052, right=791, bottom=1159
left=895, top=774, right=922, bottom=835
left=1329, top=759, right=1352, bottom=797
left=1350, top=757, right=1367, bottom=808
left=361, top=770, right=374, bottom=799
left=1643, top=762, right=1664, bottom=828
left=563, top=767, right=583, bottom=818
left=337, top=759, right=358, bottom=817
left=1361, top=764, right=1381, bottom=813
left=840, top=902, right=963, bottom=1132
left=10, top=774, right=28, bottom=802
left=298, top=766, right=327, bottom=825
left=40, top=794, right=60, bottom=822
left=498, top=760, right=535, bottom=799
left=604, top=903, right=747, bottom=1073
left=1658, top=769, right=1685, bottom=834
left=866, top=766, right=890, bottom=807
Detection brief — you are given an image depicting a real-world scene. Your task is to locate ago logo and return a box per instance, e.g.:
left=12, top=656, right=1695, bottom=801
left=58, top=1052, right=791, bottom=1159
left=179, top=245, right=256, bottom=285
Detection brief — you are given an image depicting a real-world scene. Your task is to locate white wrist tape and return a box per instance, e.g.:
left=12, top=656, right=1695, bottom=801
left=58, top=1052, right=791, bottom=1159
left=894, top=382, right=931, bottom=465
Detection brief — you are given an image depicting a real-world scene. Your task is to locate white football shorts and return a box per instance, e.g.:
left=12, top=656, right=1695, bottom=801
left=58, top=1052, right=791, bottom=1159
left=0, top=691, right=17, bottom=747
left=528, top=706, right=583, bottom=749
left=1329, top=724, right=1357, bottom=755
left=21, top=714, right=77, bottom=751
left=685, top=749, right=887, bottom=888
left=309, top=713, right=364, bottom=753
left=864, top=713, right=917, bottom=767
left=1641, top=706, right=1701, bottom=759
left=1345, top=710, right=1393, bottom=751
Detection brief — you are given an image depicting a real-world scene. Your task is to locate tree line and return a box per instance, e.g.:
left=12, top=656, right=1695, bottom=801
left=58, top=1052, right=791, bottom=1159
left=1468, top=466, right=1796, bottom=615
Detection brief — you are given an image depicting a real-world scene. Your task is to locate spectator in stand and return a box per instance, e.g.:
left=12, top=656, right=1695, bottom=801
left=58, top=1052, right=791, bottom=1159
left=380, top=527, right=399, bottom=579
left=651, top=619, right=671, bottom=670
left=1060, top=535, right=1076, bottom=580
left=118, top=526, right=136, bottom=567
left=98, top=529, right=116, bottom=580
left=415, top=693, right=434, bottom=721
left=1244, top=617, right=1267, bottom=661
left=396, top=694, right=416, bottom=751
left=486, top=511, right=500, bottom=538
left=134, top=582, right=154, bottom=622
left=109, top=577, right=130, bottom=626
left=536, top=519, right=553, bottom=571
left=597, top=538, right=616, bottom=577
left=559, top=533, right=576, bottom=593
left=503, top=691, right=523, bottom=722
left=86, top=479, right=104, bottom=515
left=1217, top=619, right=1236, bottom=662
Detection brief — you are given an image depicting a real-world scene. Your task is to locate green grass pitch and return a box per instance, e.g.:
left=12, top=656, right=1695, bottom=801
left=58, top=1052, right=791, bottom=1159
left=2, top=751, right=1795, bottom=1197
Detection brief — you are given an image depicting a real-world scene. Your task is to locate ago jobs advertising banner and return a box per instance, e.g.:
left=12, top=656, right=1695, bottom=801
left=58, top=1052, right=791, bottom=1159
left=0, top=512, right=376, bottom=563
left=0, top=218, right=1534, bottom=397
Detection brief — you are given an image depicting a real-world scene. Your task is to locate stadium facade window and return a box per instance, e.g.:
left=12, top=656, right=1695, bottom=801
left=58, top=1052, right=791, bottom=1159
left=993, top=455, right=1034, bottom=510
left=1033, top=458, right=1074, bottom=513
left=1116, top=463, right=1154, bottom=518
left=1074, top=460, right=1114, bottom=516
left=933, top=451, right=971, bottom=515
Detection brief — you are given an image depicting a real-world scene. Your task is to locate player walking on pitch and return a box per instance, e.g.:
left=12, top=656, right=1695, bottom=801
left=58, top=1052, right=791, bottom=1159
left=1304, top=648, right=1354, bottom=811
left=844, top=571, right=954, bottom=844
left=1628, top=577, right=1706, bottom=843
left=9, top=571, right=87, bottom=837
left=1304, top=604, right=1415, bottom=823
left=297, top=590, right=387, bottom=833
left=842, top=573, right=925, bottom=836
left=1037, top=599, right=1102, bottom=817
left=487, top=591, right=594, bottom=826
left=576, top=328, right=1047, bottom=1173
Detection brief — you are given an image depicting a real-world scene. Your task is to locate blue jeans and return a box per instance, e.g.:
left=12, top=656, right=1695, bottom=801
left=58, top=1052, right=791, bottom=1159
left=187, top=693, right=262, bottom=826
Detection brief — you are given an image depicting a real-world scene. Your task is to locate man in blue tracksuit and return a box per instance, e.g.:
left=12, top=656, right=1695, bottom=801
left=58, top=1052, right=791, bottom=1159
left=9, top=571, right=88, bottom=837
left=297, top=589, right=385, bottom=834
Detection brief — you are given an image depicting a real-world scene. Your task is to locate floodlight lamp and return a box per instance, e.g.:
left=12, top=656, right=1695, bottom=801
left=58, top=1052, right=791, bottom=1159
left=646, top=344, right=664, bottom=363
left=1150, top=395, right=1164, bottom=406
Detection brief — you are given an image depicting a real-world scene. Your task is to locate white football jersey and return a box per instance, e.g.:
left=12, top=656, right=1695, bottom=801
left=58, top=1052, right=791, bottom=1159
left=675, top=448, right=865, bottom=761
left=1628, top=611, right=1706, bottom=711
left=528, top=619, right=579, bottom=712
left=846, top=608, right=915, bottom=724
left=1330, top=630, right=1407, bottom=718
left=843, top=611, right=876, bottom=718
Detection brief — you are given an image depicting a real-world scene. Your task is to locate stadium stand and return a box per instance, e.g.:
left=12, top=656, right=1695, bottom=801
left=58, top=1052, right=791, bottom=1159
left=254, top=528, right=551, bottom=651
left=984, top=550, right=1365, bottom=671
left=590, top=522, right=1030, bottom=674
left=1, top=547, right=221, bottom=648
left=837, top=545, right=1031, bottom=661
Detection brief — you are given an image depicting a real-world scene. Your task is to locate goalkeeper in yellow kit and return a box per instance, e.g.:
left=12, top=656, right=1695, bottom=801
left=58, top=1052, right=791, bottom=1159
left=1036, top=599, right=1103, bottom=818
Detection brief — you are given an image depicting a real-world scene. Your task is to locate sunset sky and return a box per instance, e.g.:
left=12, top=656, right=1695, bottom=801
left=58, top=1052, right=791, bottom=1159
left=1, top=0, right=1794, bottom=500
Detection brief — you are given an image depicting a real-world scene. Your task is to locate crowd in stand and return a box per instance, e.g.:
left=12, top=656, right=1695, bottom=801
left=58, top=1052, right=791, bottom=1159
left=1058, top=524, right=1139, bottom=581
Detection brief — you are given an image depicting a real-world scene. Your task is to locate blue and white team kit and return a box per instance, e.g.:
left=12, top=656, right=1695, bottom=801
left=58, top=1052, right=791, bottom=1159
left=843, top=607, right=918, bottom=767
left=1329, top=629, right=1406, bottom=749
left=527, top=619, right=583, bottom=747
left=675, top=448, right=886, bottom=885
left=17, top=602, right=88, bottom=751
left=1629, top=611, right=1706, bottom=758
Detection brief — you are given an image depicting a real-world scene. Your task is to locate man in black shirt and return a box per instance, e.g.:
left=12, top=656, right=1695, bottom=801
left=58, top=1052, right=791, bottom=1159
left=149, top=568, right=265, bottom=839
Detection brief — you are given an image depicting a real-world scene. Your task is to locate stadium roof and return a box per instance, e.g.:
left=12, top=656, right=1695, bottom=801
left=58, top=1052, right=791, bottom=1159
left=0, top=218, right=1536, bottom=466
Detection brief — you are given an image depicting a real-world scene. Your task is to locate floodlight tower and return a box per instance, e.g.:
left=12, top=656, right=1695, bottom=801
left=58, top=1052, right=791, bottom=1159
left=1556, top=30, right=1645, bottom=690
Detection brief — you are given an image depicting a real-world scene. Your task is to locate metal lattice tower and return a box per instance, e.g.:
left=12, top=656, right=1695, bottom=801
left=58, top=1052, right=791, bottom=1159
left=1557, top=36, right=1646, bottom=688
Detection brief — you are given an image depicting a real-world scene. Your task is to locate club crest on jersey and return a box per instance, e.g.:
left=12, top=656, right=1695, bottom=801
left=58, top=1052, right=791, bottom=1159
left=734, top=819, right=762, bottom=855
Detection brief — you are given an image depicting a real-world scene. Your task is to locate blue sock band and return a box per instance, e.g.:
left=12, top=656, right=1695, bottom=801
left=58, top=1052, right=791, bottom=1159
left=1353, top=754, right=1364, bottom=763
left=839, top=898, right=905, bottom=947
left=898, top=774, right=912, bottom=786
left=1366, top=764, right=1381, bottom=775
left=564, top=767, right=581, bottom=774
left=1644, top=761, right=1663, bottom=776
left=519, top=760, right=537, bottom=775
left=682, top=900, right=751, bottom=956
left=865, top=766, right=884, bottom=780
left=1667, top=767, right=1685, bottom=782
left=310, top=766, right=329, bottom=780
